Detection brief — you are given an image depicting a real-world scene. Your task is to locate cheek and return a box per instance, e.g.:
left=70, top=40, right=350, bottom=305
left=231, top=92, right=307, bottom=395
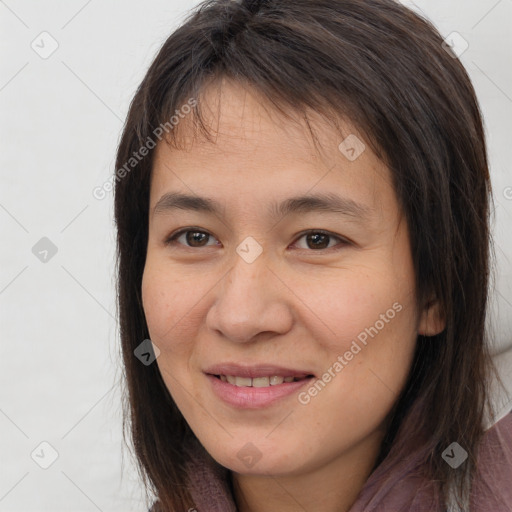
left=141, top=259, right=204, bottom=354
left=141, top=261, right=208, bottom=415
left=295, top=263, right=415, bottom=347
left=293, top=263, right=418, bottom=400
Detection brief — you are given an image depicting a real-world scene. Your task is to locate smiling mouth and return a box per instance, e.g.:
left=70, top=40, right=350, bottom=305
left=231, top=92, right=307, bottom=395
left=211, top=374, right=315, bottom=387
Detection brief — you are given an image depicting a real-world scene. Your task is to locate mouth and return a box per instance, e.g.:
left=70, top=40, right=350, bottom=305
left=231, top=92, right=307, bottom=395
left=210, top=374, right=314, bottom=387
left=204, top=363, right=315, bottom=410
left=204, top=364, right=316, bottom=408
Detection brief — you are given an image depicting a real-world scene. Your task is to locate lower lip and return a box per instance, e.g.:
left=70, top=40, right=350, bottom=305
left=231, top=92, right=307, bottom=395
left=206, top=374, right=314, bottom=409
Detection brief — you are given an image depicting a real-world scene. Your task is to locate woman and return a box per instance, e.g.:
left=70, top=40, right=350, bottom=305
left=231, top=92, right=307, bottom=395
left=114, top=0, right=512, bottom=510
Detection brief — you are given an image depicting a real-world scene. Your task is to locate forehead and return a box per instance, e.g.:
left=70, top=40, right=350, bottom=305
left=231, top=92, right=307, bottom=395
left=158, top=79, right=360, bottom=162
left=150, top=80, right=395, bottom=220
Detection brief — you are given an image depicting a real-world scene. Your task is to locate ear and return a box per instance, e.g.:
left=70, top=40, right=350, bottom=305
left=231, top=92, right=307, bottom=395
left=418, top=297, right=446, bottom=336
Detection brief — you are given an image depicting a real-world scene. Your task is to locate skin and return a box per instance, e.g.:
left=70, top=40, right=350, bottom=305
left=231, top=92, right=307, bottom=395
left=141, top=78, right=445, bottom=512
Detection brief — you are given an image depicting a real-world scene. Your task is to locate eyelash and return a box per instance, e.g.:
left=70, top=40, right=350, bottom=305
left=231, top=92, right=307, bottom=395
left=164, top=228, right=351, bottom=252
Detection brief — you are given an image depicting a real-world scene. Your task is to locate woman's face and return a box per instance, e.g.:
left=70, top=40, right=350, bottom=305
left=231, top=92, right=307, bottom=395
left=141, top=80, right=442, bottom=477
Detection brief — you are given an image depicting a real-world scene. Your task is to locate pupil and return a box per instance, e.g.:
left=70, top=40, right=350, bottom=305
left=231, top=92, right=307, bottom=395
left=187, top=231, right=208, bottom=246
left=308, top=233, right=328, bottom=249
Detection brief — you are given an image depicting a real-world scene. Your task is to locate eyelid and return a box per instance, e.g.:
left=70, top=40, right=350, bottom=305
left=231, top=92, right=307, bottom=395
left=165, top=227, right=352, bottom=251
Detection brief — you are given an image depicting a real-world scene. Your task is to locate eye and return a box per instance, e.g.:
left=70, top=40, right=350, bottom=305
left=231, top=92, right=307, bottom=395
left=165, top=228, right=220, bottom=248
left=292, top=230, right=350, bottom=251
left=164, top=228, right=350, bottom=251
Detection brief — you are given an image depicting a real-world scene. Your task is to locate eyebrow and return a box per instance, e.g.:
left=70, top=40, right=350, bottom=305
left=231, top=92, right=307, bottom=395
left=152, top=192, right=372, bottom=222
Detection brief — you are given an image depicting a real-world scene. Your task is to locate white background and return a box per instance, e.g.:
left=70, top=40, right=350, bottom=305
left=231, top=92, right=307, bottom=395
left=1, top=1, right=511, bottom=511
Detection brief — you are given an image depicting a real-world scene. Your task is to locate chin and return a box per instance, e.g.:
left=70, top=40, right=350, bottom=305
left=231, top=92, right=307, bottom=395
left=202, top=438, right=307, bottom=476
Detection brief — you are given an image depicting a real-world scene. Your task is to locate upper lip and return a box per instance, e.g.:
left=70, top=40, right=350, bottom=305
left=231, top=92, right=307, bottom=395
left=204, top=363, right=315, bottom=379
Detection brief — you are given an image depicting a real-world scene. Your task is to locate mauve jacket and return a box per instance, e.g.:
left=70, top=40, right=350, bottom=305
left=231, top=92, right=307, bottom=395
left=149, top=404, right=512, bottom=512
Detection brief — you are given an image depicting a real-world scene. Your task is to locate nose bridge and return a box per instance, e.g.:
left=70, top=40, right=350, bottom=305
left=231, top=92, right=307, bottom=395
left=228, top=253, right=265, bottom=298
left=206, top=247, right=292, bottom=343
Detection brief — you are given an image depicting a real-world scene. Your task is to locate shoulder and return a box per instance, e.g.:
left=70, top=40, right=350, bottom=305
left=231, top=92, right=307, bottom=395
left=469, top=409, right=512, bottom=509
left=480, top=408, right=512, bottom=457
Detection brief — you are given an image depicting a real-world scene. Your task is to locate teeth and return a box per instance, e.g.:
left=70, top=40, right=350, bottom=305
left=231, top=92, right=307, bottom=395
left=235, top=376, right=252, bottom=387
left=252, top=376, right=270, bottom=387
left=218, top=375, right=302, bottom=387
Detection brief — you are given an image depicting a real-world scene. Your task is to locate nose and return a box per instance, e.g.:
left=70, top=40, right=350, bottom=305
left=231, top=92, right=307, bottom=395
left=206, top=253, right=294, bottom=343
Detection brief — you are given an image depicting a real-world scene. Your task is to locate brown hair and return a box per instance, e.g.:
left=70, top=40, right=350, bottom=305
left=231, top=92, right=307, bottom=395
left=114, top=0, right=504, bottom=509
